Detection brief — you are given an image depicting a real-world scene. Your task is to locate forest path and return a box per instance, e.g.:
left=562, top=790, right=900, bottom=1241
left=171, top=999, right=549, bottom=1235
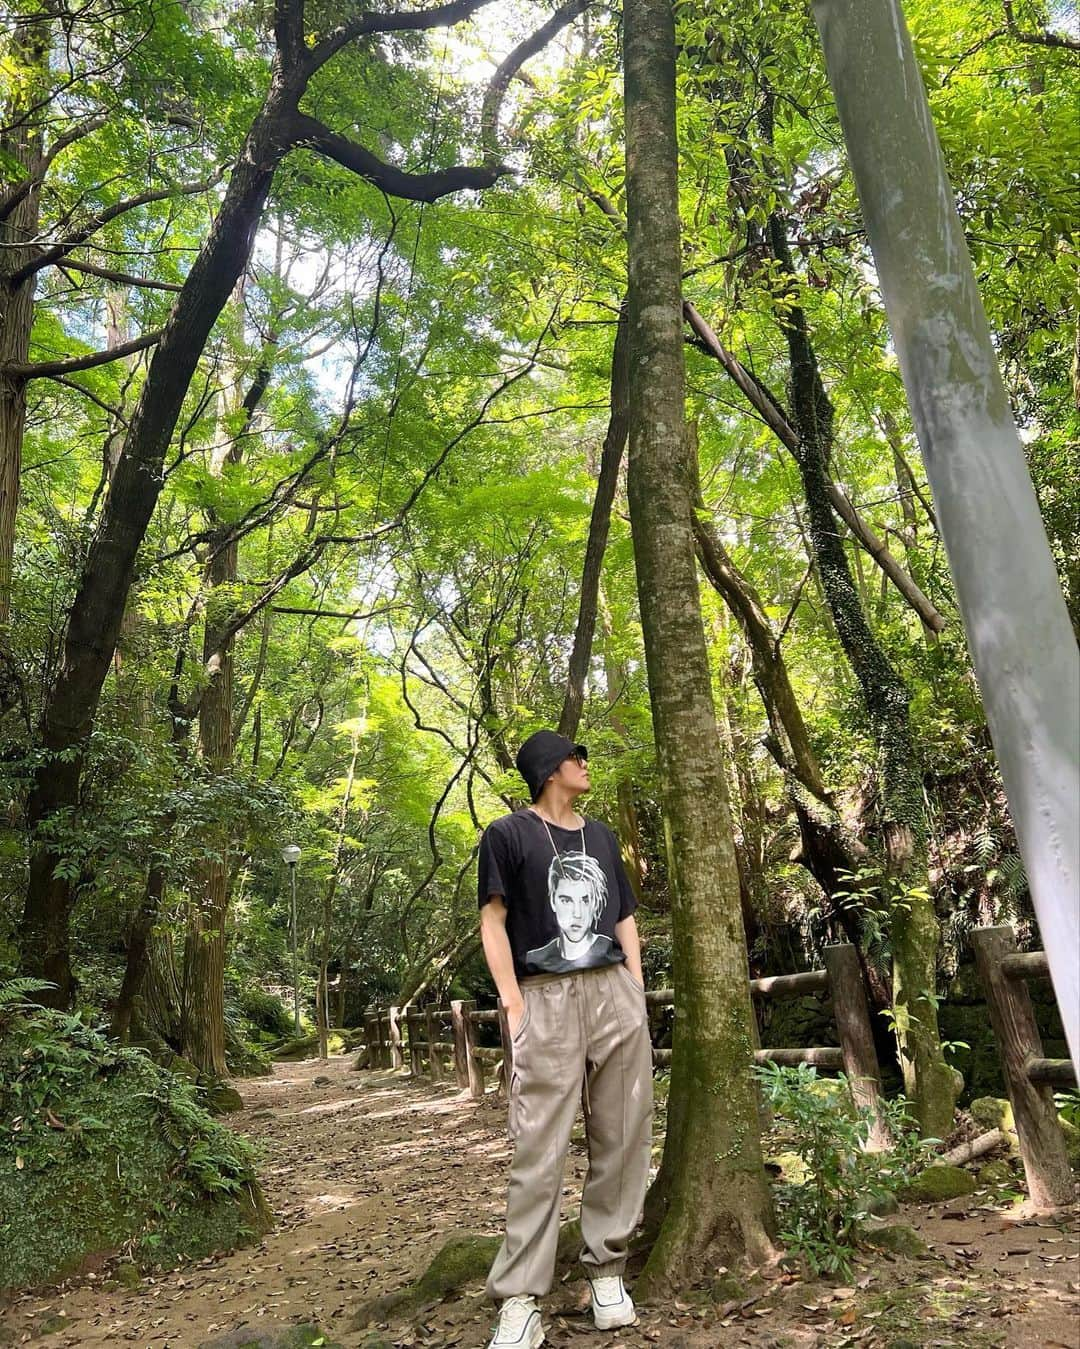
left=5, top=1052, right=1078, bottom=1348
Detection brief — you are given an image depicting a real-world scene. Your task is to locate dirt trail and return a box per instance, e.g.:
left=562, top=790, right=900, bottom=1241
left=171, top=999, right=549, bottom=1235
left=5, top=1053, right=1078, bottom=1348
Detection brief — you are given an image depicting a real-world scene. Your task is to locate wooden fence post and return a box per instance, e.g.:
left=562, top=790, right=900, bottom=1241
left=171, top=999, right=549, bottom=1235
left=823, top=943, right=891, bottom=1150
left=380, top=1009, right=392, bottom=1068
left=468, top=1004, right=486, bottom=1098
left=972, top=926, right=1073, bottom=1209
left=450, top=999, right=471, bottom=1089
left=496, top=1001, right=513, bottom=1101
left=388, top=1005, right=403, bottom=1069
left=407, top=1006, right=423, bottom=1076
left=364, top=1007, right=378, bottom=1069
left=426, top=1005, right=444, bottom=1081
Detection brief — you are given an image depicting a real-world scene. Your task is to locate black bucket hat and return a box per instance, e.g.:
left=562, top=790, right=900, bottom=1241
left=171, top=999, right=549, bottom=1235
left=515, top=730, right=588, bottom=802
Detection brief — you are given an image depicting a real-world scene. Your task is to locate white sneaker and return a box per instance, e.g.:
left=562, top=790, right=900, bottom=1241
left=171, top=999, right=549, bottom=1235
left=487, top=1294, right=545, bottom=1348
left=589, top=1274, right=638, bottom=1329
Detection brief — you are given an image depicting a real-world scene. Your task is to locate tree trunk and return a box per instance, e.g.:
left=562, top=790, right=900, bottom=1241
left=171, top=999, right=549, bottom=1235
left=766, top=210, right=959, bottom=1137
left=182, top=533, right=237, bottom=1077
left=0, top=22, right=46, bottom=628
left=318, top=735, right=359, bottom=1058
left=558, top=304, right=629, bottom=737
left=623, top=0, right=776, bottom=1291
left=599, top=594, right=646, bottom=905
left=19, top=91, right=288, bottom=1003
left=812, top=0, right=1079, bottom=1073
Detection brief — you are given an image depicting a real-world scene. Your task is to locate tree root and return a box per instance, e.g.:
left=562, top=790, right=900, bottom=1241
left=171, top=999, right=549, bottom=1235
left=351, top=1221, right=588, bottom=1329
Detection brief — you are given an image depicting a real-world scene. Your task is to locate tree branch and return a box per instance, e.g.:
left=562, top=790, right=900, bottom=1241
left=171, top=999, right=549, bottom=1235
left=481, top=0, right=592, bottom=163
left=684, top=301, right=945, bottom=634
left=57, top=257, right=183, bottom=292
left=1002, top=1, right=1080, bottom=50
left=8, top=329, right=163, bottom=380
left=305, top=0, right=498, bottom=73
left=10, top=172, right=224, bottom=286
left=287, top=111, right=510, bottom=201
left=0, top=115, right=108, bottom=223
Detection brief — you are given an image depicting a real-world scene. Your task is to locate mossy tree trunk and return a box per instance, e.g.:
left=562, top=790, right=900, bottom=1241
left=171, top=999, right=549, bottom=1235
left=623, top=0, right=776, bottom=1291
left=0, top=21, right=46, bottom=631
left=182, top=532, right=237, bottom=1078
left=765, top=209, right=959, bottom=1138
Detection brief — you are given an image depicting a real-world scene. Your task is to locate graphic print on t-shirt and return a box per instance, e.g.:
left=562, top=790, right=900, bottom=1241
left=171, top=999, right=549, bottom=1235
left=524, top=849, right=615, bottom=972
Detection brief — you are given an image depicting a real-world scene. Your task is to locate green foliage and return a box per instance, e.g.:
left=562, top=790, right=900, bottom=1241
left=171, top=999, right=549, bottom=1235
left=1055, top=1090, right=1080, bottom=1131
left=755, top=1062, right=935, bottom=1279
left=0, top=1004, right=269, bottom=1290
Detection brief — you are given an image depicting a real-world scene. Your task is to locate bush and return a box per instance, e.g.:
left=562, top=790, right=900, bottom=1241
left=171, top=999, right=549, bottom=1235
left=233, top=984, right=293, bottom=1038
left=0, top=989, right=271, bottom=1291
left=755, top=1062, right=934, bottom=1279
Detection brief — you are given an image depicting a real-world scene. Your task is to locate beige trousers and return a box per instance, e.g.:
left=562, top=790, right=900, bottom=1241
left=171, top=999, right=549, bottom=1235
left=486, top=962, right=654, bottom=1300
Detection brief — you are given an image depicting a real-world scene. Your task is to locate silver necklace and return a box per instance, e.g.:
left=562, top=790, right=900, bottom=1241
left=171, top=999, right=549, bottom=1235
left=530, top=808, right=586, bottom=863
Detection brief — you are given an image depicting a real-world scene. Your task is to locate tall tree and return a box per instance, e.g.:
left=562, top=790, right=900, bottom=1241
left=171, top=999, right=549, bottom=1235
left=18, top=0, right=512, bottom=1004
left=622, top=0, right=775, bottom=1290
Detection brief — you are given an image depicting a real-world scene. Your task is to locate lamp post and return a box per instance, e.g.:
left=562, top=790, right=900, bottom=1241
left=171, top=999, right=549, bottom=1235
left=281, top=844, right=302, bottom=1036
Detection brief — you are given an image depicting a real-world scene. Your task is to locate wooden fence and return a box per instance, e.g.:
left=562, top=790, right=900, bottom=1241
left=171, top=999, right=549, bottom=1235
left=355, top=942, right=891, bottom=1148
left=351, top=927, right=1078, bottom=1188
left=972, top=925, right=1076, bottom=1208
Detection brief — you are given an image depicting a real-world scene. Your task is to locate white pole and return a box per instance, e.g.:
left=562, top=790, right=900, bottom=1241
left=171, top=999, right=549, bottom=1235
left=290, top=862, right=300, bottom=1036
left=811, top=0, right=1079, bottom=1073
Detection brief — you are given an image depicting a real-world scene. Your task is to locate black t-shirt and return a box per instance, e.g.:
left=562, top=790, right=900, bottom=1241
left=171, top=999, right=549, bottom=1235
left=477, top=808, right=637, bottom=980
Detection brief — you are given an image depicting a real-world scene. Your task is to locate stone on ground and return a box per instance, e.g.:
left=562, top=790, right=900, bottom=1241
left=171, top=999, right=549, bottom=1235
left=901, top=1163, right=977, bottom=1203
left=198, top=1325, right=343, bottom=1349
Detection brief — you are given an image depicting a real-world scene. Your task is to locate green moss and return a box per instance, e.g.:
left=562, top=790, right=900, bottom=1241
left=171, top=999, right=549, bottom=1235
left=353, top=1233, right=498, bottom=1328
left=205, top=1080, right=245, bottom=1114
left=969, top=1096, right=1014, bottom=1132
left=859, top=1221, right=931, bottom=1259
left=900, top=1163, right=976, bottom=1202
left=976, top=1159, right=1014, bottom=1187
left=0, top=1007, right=271, bottom=1293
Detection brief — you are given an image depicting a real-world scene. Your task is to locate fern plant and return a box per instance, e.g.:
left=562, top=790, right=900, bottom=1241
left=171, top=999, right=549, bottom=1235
left=0, top=977, right=56, bottom=1008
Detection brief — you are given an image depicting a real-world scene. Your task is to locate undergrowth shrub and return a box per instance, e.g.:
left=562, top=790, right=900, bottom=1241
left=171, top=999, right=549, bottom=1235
left=755, top=1061, right=935, bottom=1279
left=0, top=986, right=270, bottom=1290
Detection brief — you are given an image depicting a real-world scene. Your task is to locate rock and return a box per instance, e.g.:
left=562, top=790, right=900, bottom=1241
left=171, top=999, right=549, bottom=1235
left=198, top=1326, right=343, bottom=1349
left=977, top=1159, right=1015, bottom=1187
left=860, top=1221, right=932, bottom=1259
left=900, top=1164, right=977, bottom=1203
left=857, top=1190, right=900, bottom=1217
left=164, top=1053, right=202, bottom=1083
left=969, top=1097, right=1013, bottom=1132
left=108, top=1261, right=141, bottom=1290
left=352, top=1231, right=501, bottom=1328
left=205, top=1081, right=245, bottom=1115
left=313, top=1076, right=332, bottom=1087
left=709, top=1272, right=745, bottom=1303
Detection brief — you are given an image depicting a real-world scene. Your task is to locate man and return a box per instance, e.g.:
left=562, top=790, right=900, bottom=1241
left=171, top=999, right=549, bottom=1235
left=478, top=730, right=653, bottom=1349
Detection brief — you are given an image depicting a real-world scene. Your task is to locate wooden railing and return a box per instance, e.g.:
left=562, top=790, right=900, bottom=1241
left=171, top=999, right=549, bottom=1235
left=355, top=943, right=890, bottom=1147
left=972, top=925, right=1076, bottom=1209
left=351, top=928, right=1078, bottom=1188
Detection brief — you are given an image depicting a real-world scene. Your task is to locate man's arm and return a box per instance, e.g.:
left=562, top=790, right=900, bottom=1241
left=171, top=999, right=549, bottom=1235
left=615, top=913, right=644, bottom=986
left=480, top=895, right=525, bottom=1032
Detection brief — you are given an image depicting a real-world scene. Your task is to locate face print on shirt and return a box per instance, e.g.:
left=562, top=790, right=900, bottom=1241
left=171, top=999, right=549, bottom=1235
left=525, top=850, right=614, bottom=971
